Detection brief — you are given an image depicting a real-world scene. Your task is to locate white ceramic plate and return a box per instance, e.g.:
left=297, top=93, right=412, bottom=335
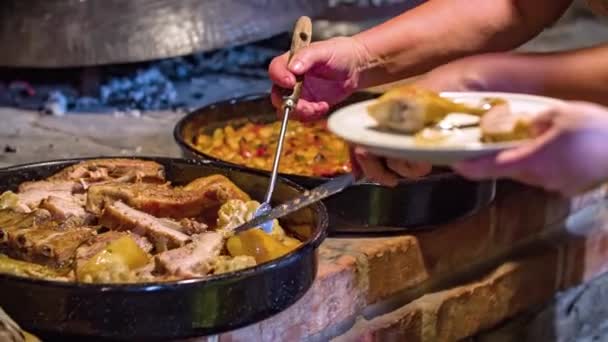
left=327, top=92, right=564, bottom=165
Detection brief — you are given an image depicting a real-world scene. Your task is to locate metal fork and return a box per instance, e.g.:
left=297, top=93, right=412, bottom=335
left=252, top=16, right=312, bottom=233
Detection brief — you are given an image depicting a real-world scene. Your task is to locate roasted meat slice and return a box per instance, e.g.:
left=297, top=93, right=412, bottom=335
left=87, top=174, right=250, bottom=222
left=176, top=218, right=208, bottom=235
left=0, top=209, right=51, bottom=245
left=0, top=209, right=90, bottom=268
left=99, top=202, right=191, bottom=251
left=39, top=196, right=93, bottom=224
left=48, top=158, right=166, bottom=185
left=4, top=223, right=94, bottom=268
left=0, top=179, right=86, bottom=214
left=17, top=180, right=83, bottom=194
left=480, top=104, right=535, bottom=143
left=154, top=232, right=223, bottom=277
left=367, top=85, right=490, bottom=133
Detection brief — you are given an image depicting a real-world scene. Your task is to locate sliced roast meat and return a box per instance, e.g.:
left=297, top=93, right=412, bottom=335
left=0, top=180, right=85, bottom=214
left=40, top=196, right=94, bottom=224
left=129, top=232, right=154, bottom=253
left=480, top=104, right=535, bottom=143
left=86, top=175, right=250, bottom=222
left=176, top=218, right=208, bottom=235
left=48, top=159, right=165, bottom=185
left=0, top=209, right=91, bottom=268
left=99, top=202, right=191, bottom=251
left=11, top=189, right=78, bottom=213
left=4, top=222, right=94, bottom=268
left=0, top=209, right=51, bottom=245
left=154, top=232, right=223, bottom=277
left=18, top=180, right=83, bottom=194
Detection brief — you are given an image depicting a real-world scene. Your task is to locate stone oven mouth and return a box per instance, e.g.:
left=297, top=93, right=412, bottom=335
left=0, top=34, right=290, bottom=116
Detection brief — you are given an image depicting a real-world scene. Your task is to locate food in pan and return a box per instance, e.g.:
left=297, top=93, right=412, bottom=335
left=193, top=120, right=351, bottom=177
left=0, top=159, right=303, bottom=284
left=367, top=85, right=534, bottom=144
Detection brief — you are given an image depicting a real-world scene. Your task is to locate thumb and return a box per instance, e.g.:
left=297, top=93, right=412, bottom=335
left=529, top=106, right=559, bottom=136
left=288, top=44, right=332, bottom=75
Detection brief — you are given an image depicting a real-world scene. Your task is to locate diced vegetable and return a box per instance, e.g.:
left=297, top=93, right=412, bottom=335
left=194, top=120, right=351, bottom=177
left=226, top=229, right=292, bottom=264
left=76, top=235, right=150, bottom=283
left=0, top=191, right=20, bottom=211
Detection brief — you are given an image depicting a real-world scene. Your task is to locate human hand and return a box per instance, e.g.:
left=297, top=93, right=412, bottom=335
left=268, top=36, right=371, bottom=121
left=452, top=101, right=608, bottom=196
left=349, top=146, right=432, bottom=187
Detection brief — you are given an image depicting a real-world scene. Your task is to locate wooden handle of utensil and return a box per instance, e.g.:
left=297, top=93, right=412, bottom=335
left=288, top=16, right=312, bottom=63
left=285, top=16, right=312, bottom=107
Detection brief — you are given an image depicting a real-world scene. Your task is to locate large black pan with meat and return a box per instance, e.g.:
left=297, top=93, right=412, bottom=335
left=0, top=157, right=328, bottom=341
left=174, top=93, right=496, bottom=233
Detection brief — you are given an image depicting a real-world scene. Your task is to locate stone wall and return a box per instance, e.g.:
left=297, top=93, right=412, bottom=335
left=202, top=183, right=608, bottom=341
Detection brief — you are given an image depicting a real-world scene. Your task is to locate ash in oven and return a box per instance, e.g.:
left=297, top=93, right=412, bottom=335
left=0, top=44, right=280, bottom=116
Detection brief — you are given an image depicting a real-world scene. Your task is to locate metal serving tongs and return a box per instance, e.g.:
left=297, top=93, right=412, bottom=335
left=252, top=16, right=313, bottom=233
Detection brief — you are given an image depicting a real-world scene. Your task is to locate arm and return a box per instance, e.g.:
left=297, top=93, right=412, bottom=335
left=354, top=0, right=573, bottom=88
left=443, top=45, right=608, bottom=106
left=496, top=45, right=608, bottom=106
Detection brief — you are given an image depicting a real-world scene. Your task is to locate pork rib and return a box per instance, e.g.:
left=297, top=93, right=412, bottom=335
left=48, top=158, right=166, bottom=184
left=154, top=232, right=223, bottom=277
left=3, top=222, right=94, bottom=268
left=0, top=209, right=51, bottom=246
left=2, top=180, right=83, bottom=213
left=99, top=202, right=191, bottom=251
left=87, top=175, right=250, bottom=222
left=40, top=196, right=94, bottom=224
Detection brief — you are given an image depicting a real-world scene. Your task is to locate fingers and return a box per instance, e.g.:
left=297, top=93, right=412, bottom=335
left=530, top=107, right=559, bottom=136
left=385, top=159, right=432, bottom=178
left=350, top=147, right=433, bottom=185
left=287, top=44, right=332, bottom=76
left=451, top=153, right=507, bottom=180
left=349, top=146, right=363, bottom=178
left=494, top=129, right=557, bottom=165
left=269, top=43, right=332, bottom=87
left=270, top=85, right=285, bottom=110
left=452, top=104, right=565, bottom=181
left=268, top=53, right=296, bottom=89
left=451, top=128, right=556, bottom=181
left=352, top=147, right=399, bottom=187
left=272, top=85, right=330, bottom=120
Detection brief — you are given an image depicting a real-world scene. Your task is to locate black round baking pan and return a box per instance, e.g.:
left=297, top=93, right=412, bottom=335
left=174, top=93, right=496, bottom=233
left=0, top=157, right=328, bottom=341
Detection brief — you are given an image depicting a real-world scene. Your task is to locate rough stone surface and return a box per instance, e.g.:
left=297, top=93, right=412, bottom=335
left=324, top=236, right=428, bottom=304
left=333, top=197, right=608, bottom=342
left=334, top=252, right=561, bottom=342
left=219, top=249, right=363, bottom=342
left=0, top=108, right=183, bottom=168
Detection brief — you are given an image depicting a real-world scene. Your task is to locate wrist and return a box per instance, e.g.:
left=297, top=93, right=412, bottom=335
left=350, top=34, right=388, bottom=90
